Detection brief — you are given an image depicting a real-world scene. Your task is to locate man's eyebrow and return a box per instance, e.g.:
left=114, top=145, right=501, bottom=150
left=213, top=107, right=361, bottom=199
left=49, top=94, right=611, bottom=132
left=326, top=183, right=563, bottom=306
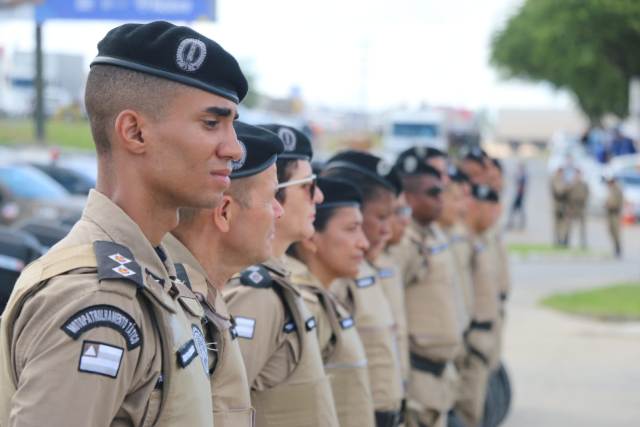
left=205, top=106, right=239, bottom=119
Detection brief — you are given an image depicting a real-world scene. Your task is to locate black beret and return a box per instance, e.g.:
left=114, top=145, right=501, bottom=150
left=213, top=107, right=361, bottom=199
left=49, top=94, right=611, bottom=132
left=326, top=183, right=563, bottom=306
left=448, top=164, right=470, bottom=183
left=258, top=124, right=313, bottom=161
left=395, top=151, right=442, bottom=178
left=91, top=21, right=247, bottom=103
left=324, top=150, right=400, bottom=194
left=231, top=121, right=284, bottom=179
left=460, top=146, right=488, bottom=165
left=316, top=177, right=363, bottom=209
left=471, top=184, right=499, bottom=202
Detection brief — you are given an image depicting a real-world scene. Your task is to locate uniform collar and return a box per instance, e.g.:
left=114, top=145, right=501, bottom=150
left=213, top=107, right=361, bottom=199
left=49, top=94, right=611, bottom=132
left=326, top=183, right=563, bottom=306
left=162, top=233, right=216, bottom=302
left=262, top=256, right=289, bottom=277
left=82, top=189, right=176, bottom=278
left=284, top=255, right=324, bottom=290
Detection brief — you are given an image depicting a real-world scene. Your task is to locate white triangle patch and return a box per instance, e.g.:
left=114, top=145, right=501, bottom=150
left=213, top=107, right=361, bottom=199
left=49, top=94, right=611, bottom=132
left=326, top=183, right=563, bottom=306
left=84, top=345, right=97, bottom=357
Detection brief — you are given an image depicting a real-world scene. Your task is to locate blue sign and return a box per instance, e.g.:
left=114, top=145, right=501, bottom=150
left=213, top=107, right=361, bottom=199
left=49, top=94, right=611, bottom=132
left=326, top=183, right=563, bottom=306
left=36, top=0, right=215, bottom=23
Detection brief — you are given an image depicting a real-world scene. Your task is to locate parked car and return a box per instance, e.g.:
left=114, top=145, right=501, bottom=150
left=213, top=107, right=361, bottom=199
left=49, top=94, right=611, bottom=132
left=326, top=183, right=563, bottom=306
left=0, top=164, right=86, bottom=226
left=30, top=162, right=95, bottom=195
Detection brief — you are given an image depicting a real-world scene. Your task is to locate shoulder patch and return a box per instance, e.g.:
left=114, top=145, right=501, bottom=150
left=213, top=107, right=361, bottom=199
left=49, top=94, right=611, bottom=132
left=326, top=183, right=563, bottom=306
left=378, top=267, right=395, bottom=279
left=78, top=340, right=123, bottom=378
left=94, top=241, right=143, bottom=288
left=355, top=276, right=376, bottom=288
left=61, top=304, right=142, bottom=350
left=239, top=265, right=273, bottom=288
left=234, top=316, right=256, bottom=339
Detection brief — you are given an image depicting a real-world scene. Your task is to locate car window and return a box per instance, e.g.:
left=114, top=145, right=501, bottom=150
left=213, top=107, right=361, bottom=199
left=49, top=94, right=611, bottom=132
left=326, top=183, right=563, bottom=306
left=0, top=166, right=69, bottom=200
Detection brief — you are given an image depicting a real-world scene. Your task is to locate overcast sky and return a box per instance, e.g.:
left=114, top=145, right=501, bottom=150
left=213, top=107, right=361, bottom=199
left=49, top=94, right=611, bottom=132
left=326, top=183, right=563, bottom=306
left=0, top=0, right=575, bottom=112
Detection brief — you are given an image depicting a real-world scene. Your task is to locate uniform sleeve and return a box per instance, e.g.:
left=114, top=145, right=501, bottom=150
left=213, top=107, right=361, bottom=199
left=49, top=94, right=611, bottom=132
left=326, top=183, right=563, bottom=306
left=224, top=287, right=291, bottom=388
left=9, top=274, right=158, bottom=427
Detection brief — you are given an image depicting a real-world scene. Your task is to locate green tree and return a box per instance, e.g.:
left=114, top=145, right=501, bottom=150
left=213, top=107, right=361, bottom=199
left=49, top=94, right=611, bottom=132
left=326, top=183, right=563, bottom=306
left=491, top=0, right=640, bottom=123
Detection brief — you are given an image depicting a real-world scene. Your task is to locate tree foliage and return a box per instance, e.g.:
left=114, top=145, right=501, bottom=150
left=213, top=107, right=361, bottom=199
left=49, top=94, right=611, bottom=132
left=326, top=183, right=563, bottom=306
left=491, top=0, right=640, bottom=123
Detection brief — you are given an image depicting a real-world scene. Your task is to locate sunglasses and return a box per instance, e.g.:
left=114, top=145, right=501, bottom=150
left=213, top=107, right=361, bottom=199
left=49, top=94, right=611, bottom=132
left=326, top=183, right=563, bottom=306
left=276, top=174, right=317, bottom=199
left=423, top=186, right=443, bottom=198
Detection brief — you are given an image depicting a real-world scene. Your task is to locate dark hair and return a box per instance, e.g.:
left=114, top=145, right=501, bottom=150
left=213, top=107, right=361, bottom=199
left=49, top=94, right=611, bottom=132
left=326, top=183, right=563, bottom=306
left=84, top=65, right=180, bottom=155
left=321, top=168, right=391, bottom=205
left=275, top=158, right=299, bottom=203
left=286, top=204, right=351, bottom=259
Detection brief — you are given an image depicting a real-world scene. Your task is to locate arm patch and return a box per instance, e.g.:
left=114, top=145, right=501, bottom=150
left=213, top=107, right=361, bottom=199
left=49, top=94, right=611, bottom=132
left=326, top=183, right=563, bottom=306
left=61, top=304, right=142, bottom=350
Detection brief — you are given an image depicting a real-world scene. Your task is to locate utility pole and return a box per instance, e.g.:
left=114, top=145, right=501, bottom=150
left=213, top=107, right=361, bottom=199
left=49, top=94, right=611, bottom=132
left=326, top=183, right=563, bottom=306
left=34, top=21, right=45, bottom=143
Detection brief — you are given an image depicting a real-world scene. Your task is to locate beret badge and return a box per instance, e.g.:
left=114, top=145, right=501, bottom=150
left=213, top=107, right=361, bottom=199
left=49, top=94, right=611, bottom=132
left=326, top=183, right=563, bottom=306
left=176, top=38, right=207, bottom=72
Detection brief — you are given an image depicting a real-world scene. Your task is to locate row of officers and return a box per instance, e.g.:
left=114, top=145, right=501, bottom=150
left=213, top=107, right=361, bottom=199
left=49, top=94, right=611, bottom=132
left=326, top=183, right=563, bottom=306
left=0, top=21, right=510, bottom=427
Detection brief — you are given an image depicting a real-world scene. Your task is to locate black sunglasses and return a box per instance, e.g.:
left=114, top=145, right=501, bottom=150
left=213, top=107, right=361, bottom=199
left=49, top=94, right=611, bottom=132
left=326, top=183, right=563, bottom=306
left=424, top=186, right=443, bottom=198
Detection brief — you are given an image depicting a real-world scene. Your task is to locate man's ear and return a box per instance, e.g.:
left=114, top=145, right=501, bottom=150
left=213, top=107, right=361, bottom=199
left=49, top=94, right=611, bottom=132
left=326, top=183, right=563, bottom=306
left=213, top=195, right=233, bottom=233
left=114, top=109, right=148, bottom=154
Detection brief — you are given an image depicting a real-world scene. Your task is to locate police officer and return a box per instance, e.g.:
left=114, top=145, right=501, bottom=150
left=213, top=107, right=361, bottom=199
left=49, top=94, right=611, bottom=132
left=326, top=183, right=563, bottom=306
left=163, top=122, right=285, bottom=425
left=391, top=154, right=464, bottom=427
left=322, top=151, right=405, bottom=427
left=604, top=175, right=624, bottom=257
left=383, top=191, right=413, bottom=389
left=566, top=170, right=590, bottom=249
left=0, top=21, right=246, bottom=426
left=551, top=168, right=570, bottom=246
left=287, top=177, right=376, bottom=427
left=455, top=183, right=502, bottom=427
left=224, top=125, right=339, bottom=427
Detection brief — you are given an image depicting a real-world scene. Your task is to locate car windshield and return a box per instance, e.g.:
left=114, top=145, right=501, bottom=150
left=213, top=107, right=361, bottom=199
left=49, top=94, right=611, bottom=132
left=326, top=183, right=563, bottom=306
left=392, top=122, right=440, bottom=138
left=0, top=166, right=69, bottom=200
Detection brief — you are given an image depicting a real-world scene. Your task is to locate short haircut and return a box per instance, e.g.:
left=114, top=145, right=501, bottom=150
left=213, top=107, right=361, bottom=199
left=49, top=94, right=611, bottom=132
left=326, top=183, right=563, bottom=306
left=84, top=64, right=181, bottom=155
left=321, top=168, right=391, bottom=205
left=227, top=176, right=255, bottom=208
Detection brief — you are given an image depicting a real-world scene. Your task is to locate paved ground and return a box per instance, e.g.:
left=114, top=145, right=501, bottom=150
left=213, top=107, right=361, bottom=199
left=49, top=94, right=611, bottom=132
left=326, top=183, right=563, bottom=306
left=499, top=157, right=640, bottom=426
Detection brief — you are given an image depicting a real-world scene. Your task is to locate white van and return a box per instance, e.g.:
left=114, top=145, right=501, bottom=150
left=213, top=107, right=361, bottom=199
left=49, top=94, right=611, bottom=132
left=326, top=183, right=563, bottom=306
left=382, top=110, right=448, bottom=158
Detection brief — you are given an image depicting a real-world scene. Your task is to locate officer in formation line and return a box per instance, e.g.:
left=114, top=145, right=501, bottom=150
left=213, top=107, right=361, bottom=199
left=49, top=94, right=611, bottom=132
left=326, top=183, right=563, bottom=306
left=0, top=21, right=247, bottom=426
left=162, top=121, right=286, bottom=425
left=321, top=151, right=406, bottom=426
left=0, top=20, right=515, bottom=427
left=223, top=125, right=340, bottom=427
left=604, top=175, right=624, bottom=257
left=286, top=177, right=376, bottom=427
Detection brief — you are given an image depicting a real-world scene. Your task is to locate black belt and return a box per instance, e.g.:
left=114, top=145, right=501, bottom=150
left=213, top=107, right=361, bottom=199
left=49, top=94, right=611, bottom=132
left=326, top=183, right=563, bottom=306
left=410, top=352, right=447, bottom=377
left=375, top=410, right=401, bottom=427
left=469, top=320, right=493, bottom=331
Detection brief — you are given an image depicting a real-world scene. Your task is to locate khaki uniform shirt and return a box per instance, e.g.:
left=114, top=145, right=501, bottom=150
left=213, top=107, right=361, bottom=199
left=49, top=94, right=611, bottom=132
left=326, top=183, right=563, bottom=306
left=163, top=234, right=254, bottom=426
left=286, top=256, right=375, bottom=427
left=605, top=184, right=624, bottom=214
left=224, top=258, right=338, bottom=427
left=331, top=261, right=403, bottom=413
left=376, top=250, right=410, bottom=386
left=0, top=190, right=213, bottom=427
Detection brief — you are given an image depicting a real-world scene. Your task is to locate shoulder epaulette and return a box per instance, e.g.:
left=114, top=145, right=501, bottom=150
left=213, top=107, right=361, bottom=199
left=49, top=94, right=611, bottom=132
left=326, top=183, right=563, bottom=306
left=94, top=241, right=144, bottom=288
left=239, top=265, right=273, bottom=288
